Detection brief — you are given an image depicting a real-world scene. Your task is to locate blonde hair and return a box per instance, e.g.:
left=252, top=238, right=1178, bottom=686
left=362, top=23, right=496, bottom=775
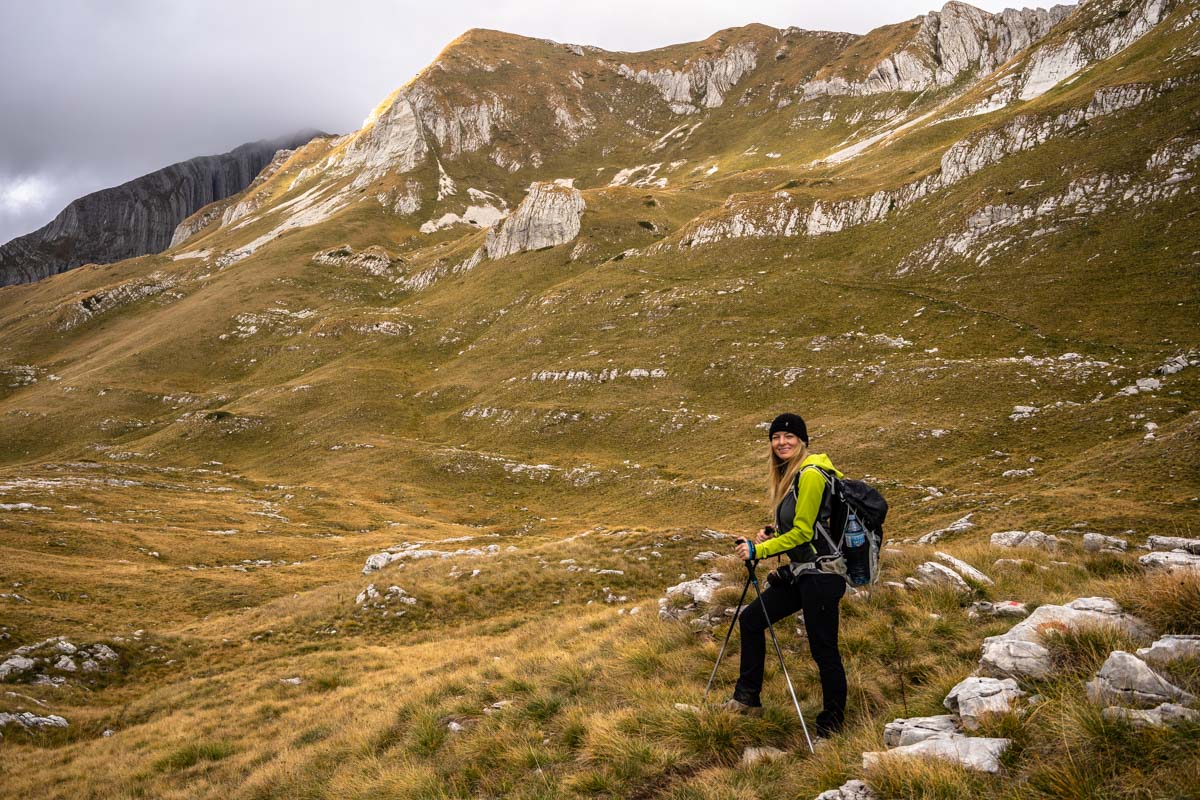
left=767, top=439, right=809, bottom=510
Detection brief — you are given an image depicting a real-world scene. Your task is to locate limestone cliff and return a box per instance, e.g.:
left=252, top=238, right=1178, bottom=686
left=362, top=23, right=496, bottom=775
left=0, top=131, right=322, bottom=287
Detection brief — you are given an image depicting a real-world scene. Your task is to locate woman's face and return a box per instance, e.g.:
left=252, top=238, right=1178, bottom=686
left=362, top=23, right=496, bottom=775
left=771, top=431, right=801, bottom=460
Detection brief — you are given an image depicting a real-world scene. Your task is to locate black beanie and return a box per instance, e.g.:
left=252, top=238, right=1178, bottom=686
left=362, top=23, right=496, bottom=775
left=768, top=413, right=808, bottom=444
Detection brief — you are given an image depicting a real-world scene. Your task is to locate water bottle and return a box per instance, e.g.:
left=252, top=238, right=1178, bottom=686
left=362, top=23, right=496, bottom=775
left=843, top=510, right=871, bottom=585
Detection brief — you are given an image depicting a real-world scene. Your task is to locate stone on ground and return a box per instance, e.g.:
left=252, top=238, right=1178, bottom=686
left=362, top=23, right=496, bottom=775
left=863, top=734, right=1011, bottom=774
left=1085, top=651, right=1197, bottom=708
left=815, top=779, right=879, bottom=800
left=944, top=676, right=1025, bottom=730
left=1101, top=703, right=1200, bottom=728
left=883, top=714, right=959, bottom=747
left=914, top=561, right=971, bottom=592
left=1146, top=535, right=1200, bottom=553
left=978, top=597, right=1150, bottom=679
left=1139, top=551, right=1200, bottom=573
left=1083, top=533, right=1128, bottom=552
left=968, top=600, right=1029, bottom=619
left=935, top=552, right=993, bottom=584
left=990, top=530, right=1059, bottom=550
left=1136, top=635, right=1200, bottom=666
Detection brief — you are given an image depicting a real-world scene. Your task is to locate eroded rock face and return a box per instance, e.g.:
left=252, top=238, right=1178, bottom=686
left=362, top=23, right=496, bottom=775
left=863, top=734, right=1011, bottom=773
left=944, top=676, right=1025, bottom=730
left=804, top=2, right=1072, bottom=97
left=0, top=132, right=320, bottom=286
left=618, top=43, right=758, bottom=114
left=1085, top=651, right=1197, bottom=708
left=485, top=183, right=586, bottom=259
left=978, top=597, right=1150, bottom=679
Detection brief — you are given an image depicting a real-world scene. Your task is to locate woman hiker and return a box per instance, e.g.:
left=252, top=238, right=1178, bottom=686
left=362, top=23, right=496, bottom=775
left=723, top=412, right=848, bottom=738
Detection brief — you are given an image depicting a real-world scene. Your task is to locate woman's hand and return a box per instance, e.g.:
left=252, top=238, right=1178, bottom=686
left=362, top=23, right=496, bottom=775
left=754, top=526, right=774, bottom=544
left=735, top=539, right=753, bottom=560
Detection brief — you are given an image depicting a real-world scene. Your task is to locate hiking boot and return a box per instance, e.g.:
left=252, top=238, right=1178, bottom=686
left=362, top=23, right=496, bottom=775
left=814, top=711, right=844, bottom=738
left=720, top=697, right=763, bottom=717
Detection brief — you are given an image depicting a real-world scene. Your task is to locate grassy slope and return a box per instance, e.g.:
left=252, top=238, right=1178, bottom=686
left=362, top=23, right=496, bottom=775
left=0, top=6, right=1198, bottom=798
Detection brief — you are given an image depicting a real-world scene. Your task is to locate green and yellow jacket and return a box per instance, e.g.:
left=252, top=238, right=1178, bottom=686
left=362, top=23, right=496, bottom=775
left=754, top=453, right=842, bottom=560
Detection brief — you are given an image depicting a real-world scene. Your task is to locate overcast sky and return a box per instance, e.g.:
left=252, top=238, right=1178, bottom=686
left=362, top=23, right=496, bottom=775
left=0, top=0, right=1064, bottom=244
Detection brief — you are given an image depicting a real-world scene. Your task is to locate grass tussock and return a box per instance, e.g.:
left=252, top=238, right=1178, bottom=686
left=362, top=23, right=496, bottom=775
left=1117, top=570, right=1200, bottom=635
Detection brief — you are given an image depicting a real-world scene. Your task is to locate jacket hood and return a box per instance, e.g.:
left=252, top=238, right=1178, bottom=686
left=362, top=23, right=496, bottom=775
left=801, top=452, right=842, bottom=478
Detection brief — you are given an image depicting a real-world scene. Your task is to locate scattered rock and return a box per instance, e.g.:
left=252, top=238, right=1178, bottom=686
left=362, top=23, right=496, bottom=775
left=935, top=552, right=993, bottom=585
left=0, top=656, right=36, bottom=680
left=883, top=714, right=959, bottom=747
left=967, top=601, right=1029, bottom=619
left=1101, top=703, right=1200, bottom=728
left=665, top=573, right=724, bottom=605
left=1085, top=651, right=1196, bottom=708
left=1139, top=551, right=1200, bottom=573
left=673, top=703, right=701, bottom=713
left=1136, top=635, right=1200, bottom=666
left=280, top=677, right=302, bottom=685
left=1083, top=533, right=1128, bottom=553
left=863, top=734, right=1011, bottom=774
left=693, top=551, right=719, bottom=562
left=944, top=676, right=1025, bottom=730
left=991, top=530, right=1059, bottom=550
left=918, top=514, right=974, bottom=544
left=815, top=779, right=879, bottom=800
left=1146, top=535, right=1200, bottom=553
left=741, top=745, right=787, bottom=767
left=915, top=562, right=972, bottom=593
left=979, top=597, right=1149, bottom=679
left=0, top=711, right=69, bottom=729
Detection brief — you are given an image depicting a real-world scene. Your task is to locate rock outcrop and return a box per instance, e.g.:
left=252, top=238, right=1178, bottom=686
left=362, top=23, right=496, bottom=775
left=1085, top=651, right=1197, bottom=708
left=943, top=676, right=1025, bottom=730
left=0, top=131, right=321, bottom=286
left=804, top=2, right=1074, bottom=97
left=485, top=183, right=585, bottom=259
left=978, top=597, right=1150, bottom=679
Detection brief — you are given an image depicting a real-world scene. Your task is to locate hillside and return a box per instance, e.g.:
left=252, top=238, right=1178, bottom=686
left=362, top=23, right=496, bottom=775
left=0, top=1, right=1198, bottom=797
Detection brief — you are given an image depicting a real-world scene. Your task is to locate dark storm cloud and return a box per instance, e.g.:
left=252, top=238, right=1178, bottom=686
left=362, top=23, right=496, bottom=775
left=0, top=0, right=1065, bottom=243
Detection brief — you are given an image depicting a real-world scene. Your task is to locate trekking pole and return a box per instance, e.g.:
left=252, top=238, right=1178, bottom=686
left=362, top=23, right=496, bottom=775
left=748, top=557, right=815, bottom=754
left=704, top=568, right=754, bottom=700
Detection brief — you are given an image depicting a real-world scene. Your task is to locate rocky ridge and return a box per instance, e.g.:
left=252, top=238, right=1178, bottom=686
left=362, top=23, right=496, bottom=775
left=0, top=132, right=321, bottom=287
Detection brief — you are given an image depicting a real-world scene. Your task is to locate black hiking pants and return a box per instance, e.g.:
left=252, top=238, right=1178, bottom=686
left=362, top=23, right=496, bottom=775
left=733, top=570, right=847, bottom=732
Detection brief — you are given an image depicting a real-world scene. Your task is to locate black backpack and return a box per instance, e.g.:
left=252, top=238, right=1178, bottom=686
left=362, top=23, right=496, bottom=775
left=799, top=467, right=889, bottom=585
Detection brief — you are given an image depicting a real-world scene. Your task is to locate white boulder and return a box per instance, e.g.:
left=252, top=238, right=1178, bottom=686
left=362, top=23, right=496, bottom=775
left=1085, top=651, right=1196, bottom=708
left=665, top=573, right=724, bottom=605
left=967, top=601, right=1029, bottom=619
left=1101, top=703, right=1200, bottom=728
left=944, top=676, right=1025, bottom=730
left=741, top=745, right=787, bottom=766
left=0, top=711, right=69, bottom=728
left=991, top=530, right=1059, bottom=550
left=863, top=734, right=1011, bottom=773
left=935, top=552, right=993, bottom=585
left=914, top=562, right=972, bottom=593
left=815, top=779, right=879, bottom=800
left=978, top=597, right=1149, bottom=679
left=1146, top=535, right=1200, bottom=553
left=1137, top=635, right=1200, bottom=666
left=883, top=714, right=959, bottom=747
left=0, top=655, right=36, bottom=680
left=1083, top=533, right=1128, bottom=552
left=1139, top=551, right=1200, bottom=573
